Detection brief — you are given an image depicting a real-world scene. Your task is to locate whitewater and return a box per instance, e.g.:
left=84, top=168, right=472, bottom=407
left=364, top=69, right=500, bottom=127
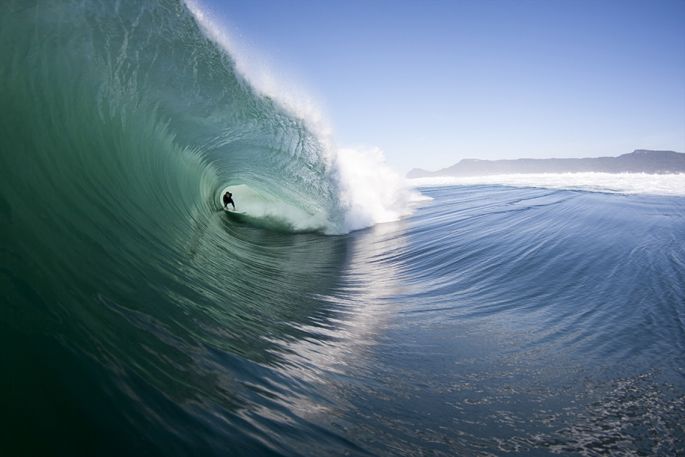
left=1, top=0, right=684, bottom=456
left=411, top=172, right=685, bottom=196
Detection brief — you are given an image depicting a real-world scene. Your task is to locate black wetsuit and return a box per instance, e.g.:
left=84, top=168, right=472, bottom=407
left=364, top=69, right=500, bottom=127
left=223, top=192, right=235, bottom=210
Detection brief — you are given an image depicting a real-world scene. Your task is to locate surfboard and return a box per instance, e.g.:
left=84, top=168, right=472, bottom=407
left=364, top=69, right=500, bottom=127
left=224, top=209, right=247, bottom=221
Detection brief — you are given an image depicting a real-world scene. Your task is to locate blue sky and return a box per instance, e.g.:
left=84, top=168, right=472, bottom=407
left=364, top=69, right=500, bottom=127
left=199, top=0, right=685, bottom=173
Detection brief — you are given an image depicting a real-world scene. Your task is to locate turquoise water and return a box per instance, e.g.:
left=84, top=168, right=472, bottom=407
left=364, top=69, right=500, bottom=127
left=1, top=0, right=684, bottom=455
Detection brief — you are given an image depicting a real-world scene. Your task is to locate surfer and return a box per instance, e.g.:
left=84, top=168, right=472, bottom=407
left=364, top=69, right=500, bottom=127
left=223, top=191, right=235, bottom=211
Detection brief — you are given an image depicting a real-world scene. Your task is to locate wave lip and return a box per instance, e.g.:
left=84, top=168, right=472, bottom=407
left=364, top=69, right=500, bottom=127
left=185, top=0, right=418, bottom=234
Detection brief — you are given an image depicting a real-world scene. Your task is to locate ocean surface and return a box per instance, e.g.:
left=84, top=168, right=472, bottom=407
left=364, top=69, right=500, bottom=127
left=1, top=0, right=684, bottom=456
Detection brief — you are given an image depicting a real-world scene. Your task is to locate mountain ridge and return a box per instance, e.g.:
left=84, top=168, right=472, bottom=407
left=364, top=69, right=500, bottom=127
left=407, top=149, right=685, bottom=178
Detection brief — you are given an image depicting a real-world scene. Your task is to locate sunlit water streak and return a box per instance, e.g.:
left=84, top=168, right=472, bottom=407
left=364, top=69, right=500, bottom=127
left=4, top=179, right=684, bottom=455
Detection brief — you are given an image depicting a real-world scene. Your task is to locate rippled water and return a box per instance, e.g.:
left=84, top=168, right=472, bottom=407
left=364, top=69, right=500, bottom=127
left=3, top=184, right=684, bottom=456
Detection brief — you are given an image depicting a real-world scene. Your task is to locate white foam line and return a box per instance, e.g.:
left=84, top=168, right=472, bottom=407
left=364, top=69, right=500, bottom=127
left=410, top=173, right=685, bottom=196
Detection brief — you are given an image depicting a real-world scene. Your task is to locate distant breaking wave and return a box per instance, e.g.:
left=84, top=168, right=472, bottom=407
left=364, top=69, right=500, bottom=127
left=411, top=172, right=685, bottom=196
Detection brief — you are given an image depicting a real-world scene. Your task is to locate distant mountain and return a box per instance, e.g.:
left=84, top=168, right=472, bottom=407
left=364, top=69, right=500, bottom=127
left=407, top=150, right=685, bottom=178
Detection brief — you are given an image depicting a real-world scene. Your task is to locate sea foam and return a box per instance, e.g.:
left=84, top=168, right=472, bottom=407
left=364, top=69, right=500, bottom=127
left=410, top=172, right=685, bottom=196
